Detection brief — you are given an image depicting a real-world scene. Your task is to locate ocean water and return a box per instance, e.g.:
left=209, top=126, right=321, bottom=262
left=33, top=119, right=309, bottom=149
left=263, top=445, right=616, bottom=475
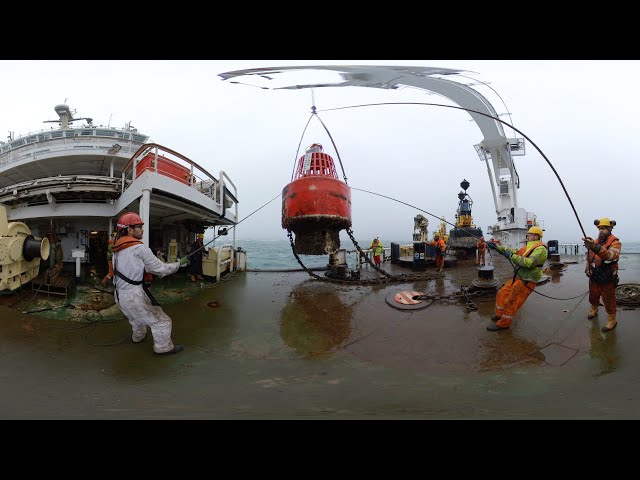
left=220, top=238, right=640, bottom=270
left=221, top=238, right=411, bottom=270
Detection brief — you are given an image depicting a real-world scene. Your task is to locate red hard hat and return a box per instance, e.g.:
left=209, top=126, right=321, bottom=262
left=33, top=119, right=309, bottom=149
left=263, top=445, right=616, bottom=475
left=117, top=212, right=144, bottom=229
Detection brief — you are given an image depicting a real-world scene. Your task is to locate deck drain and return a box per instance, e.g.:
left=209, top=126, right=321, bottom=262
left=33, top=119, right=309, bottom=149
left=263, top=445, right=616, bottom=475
left=385, top=291, right=431, bottom=311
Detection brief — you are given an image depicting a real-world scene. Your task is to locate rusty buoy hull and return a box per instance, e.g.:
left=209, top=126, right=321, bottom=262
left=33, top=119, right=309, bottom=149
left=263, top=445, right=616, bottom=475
left=282, top=176, right=351, bottom=255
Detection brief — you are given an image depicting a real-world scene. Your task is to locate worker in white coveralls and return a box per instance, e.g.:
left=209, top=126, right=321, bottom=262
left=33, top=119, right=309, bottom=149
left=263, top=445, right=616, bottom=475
left=112, top=211, right=189, bottom=355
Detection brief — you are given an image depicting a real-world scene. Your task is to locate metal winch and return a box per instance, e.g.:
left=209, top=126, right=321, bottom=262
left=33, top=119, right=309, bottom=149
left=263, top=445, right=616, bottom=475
left=0, top=205, right=50, bottom=291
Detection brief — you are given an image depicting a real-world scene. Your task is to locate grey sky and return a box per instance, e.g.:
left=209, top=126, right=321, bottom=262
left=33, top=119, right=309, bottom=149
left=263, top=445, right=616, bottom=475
left=2, top=60, right=637, bottom=244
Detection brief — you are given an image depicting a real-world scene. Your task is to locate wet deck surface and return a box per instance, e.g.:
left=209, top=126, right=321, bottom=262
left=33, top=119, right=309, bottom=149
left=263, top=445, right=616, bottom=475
left=0, top=253, right=638, bottom=419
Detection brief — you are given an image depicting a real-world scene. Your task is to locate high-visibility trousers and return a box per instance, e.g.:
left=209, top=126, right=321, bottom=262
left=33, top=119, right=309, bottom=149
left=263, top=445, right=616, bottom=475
left=588, top=279, right=617, bottom=315
left=495, top=277, right=536, bottom=328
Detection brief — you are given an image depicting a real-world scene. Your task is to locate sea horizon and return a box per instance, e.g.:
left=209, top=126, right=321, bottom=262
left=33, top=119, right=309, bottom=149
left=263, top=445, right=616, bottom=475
left=208, top=237, right=640, bottom=270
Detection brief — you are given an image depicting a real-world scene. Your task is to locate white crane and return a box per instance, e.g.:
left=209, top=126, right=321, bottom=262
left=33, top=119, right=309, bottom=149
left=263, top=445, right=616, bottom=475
left=220, top=65, right=539, bottom=248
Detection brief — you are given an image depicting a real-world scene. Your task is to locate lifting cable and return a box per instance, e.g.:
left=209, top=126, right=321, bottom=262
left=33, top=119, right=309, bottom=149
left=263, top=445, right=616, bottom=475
left=313, top=102, right=592, bottom=300
left=290, top=102, right=349, bottom=184
left=319, top=101, right=587, bottom=238
left=351, top=187, right=588, bottom=300
left=188, top=192, right=282, bottom=258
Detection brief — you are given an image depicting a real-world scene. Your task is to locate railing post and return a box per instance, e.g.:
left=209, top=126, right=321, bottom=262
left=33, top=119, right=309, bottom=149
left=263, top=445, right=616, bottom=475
left=153, top=146, right=158, bottom=172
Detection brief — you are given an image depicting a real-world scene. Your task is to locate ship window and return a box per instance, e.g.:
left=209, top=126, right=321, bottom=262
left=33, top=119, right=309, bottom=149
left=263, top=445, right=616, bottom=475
left=80, top=130, right=93, bottom=136
left=96, top=129, right=115, bottom=137
left=116, top=132, right=129, bottom=139
left=25, top=135, right=36, bottom=144
left=51, top=131, right=63, bottom=138
left=132, top=134, right=146, bottom=142
left=37, top=134, right=47, bottom=141
left=65, top=131, right=77, bottom=137
left=10, top=139, right=24, bottom=148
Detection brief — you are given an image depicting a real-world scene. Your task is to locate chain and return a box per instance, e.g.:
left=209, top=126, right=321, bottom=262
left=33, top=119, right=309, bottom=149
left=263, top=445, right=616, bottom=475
left=412, top=286, right=496, bottom=312
left=287, top=230, right=332, bottom=282
left=287, top=229, right=456, bottom=286
left=286, top=229, right=497, bottom=311
left=345, top=227, right=393, bottom=278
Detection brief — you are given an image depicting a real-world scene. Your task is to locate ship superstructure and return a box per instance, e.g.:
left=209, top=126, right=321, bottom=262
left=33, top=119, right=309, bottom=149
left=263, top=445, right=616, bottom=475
left=0, top=104, right=239, bottom=289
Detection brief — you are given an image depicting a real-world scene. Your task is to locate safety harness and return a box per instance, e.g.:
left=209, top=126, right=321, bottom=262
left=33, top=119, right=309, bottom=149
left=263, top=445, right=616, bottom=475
left=512, top=241, right=546, bottom=283
left=587, top=234, right=619, bottom=285
left=112, top=236, right=160, bottom=306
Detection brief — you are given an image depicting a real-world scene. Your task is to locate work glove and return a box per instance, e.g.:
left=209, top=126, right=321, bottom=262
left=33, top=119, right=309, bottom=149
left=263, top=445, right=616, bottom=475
left=179, top=256, right=189, bottom=267
left=582, top=237, right=601, bottom=253
left=487, top=241, right=498, bottom=250
left=502, top=250, right=512, bottom=260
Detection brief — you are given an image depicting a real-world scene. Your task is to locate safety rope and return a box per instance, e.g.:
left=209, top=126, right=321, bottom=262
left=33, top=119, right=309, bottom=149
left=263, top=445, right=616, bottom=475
left=616, top=283, right=640, bottom=307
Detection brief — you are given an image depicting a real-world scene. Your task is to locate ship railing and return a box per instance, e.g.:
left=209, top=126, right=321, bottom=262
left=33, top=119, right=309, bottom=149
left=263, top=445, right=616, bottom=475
left=352, top=247, right=392, bottom=270
left=122, top=143, right=238, bottom=213
left=0, top=132, right=147, bottom=168
left=557, top=243, right=586, bottom=255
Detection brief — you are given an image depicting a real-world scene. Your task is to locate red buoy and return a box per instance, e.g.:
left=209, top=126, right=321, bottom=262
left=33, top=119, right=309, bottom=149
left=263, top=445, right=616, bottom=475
left=282, top=144, right=351, bottom=255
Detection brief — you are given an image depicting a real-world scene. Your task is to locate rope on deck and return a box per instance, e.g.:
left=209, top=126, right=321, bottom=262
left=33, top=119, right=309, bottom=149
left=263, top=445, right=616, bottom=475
left=616, top=283, right=640, bottom=307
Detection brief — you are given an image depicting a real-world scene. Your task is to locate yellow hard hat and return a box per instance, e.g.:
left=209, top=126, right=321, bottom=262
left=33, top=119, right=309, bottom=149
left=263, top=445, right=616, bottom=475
left=594, top=218, right=616, bottom=229
left=527, top=226, right=543, bottom=238
left=197, top=233, right=204, bottom=239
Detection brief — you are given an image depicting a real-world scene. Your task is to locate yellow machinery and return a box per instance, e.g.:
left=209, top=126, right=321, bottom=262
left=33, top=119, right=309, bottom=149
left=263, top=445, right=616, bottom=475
left=412, top=215, right=428, bottom=242
left=202, top=245, right=246, bottom=281
left=202, top=246, right=232, bottom=280
left=448, top=179, right=483, bottom=258
left=167, top=239, right=178, bottom=263
left=436, top=217, right=449, bottom=244
left=0, top=204, right=50, bottom=291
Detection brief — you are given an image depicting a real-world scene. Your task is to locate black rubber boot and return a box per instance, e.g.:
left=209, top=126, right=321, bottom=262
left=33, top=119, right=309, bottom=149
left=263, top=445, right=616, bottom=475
left=486, top=324, right=509, bottom=331
left=490, top=314, right=501, bottom=321
left=155, top=344, right=184, bottom=355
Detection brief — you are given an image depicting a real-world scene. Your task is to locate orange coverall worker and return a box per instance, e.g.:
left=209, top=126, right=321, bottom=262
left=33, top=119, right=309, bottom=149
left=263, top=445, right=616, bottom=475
left=491, top=240, right=548, bottom=329
left=429, top=236, right=446, bottom=273
left=476, top=237, right=486, bottom=266
left=583, top=227, right=621, bottom=332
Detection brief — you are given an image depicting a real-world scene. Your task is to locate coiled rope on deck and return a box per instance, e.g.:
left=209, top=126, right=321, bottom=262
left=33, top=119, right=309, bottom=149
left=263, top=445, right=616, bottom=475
left=616, top=283, right=640, bottom=307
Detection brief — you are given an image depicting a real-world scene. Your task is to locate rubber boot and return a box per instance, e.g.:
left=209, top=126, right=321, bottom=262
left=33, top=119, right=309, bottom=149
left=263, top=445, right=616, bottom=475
left=587, top=304, right=598, bottom=320
left=155, top=344, right=184, bottom=355
left=602, top=314, right=617, bottom=333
